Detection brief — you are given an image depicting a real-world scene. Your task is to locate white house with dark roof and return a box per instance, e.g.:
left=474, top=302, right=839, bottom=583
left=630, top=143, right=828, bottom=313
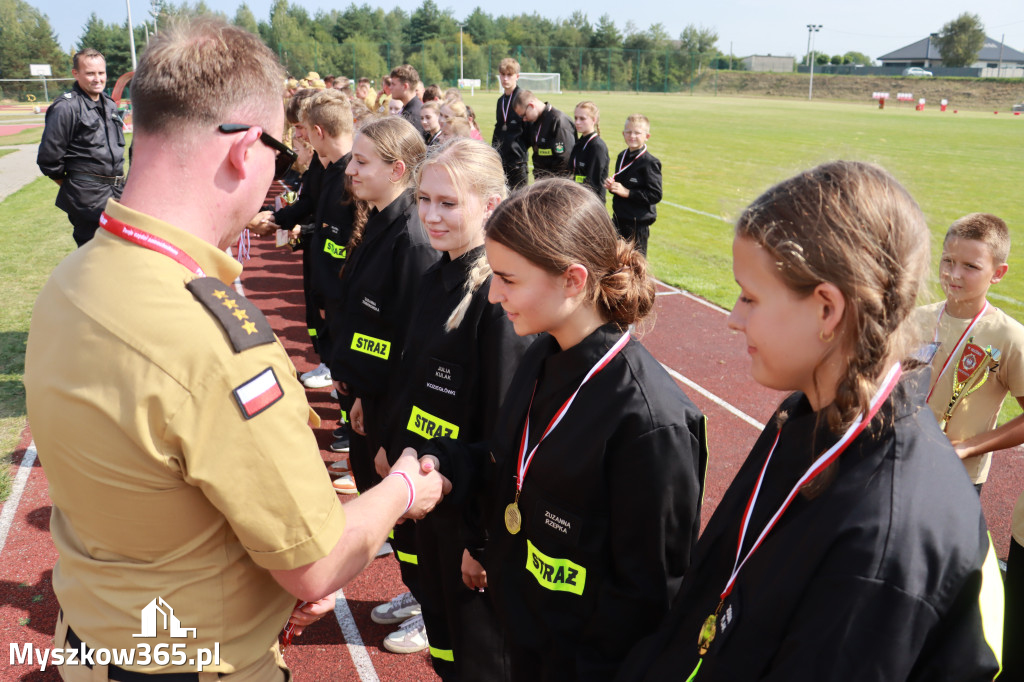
left=879, top=35, right=1024, bottom=74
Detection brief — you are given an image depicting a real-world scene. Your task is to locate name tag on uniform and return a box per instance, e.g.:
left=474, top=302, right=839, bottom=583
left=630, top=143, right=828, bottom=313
left=538, top=148, right=553, bottom=156
left=525, top=539, right=586, bottom=595
left=407, top=405, right=460, bottom=440
left=351, top=332, right=390, bottom=359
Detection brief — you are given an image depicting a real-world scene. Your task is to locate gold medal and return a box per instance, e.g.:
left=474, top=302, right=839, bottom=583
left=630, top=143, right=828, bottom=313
left=504, top=501, right=521, bottom=534
left=502, top=124, right=508, bottom=132
left=697, top=612, right=716, bottom=655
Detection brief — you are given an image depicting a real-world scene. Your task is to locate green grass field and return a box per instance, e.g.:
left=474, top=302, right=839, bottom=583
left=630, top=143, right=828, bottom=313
left=1, top=93, right=1022, bottom=500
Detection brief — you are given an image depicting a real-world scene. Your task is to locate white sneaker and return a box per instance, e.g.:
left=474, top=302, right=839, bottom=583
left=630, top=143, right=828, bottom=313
left=299, top=362, right=327, bottom=382
left=302, top=364, right=333, bottom=388
left=371, top=591, right=420, bottom=624
left=383, top=614, right=428, bottom=654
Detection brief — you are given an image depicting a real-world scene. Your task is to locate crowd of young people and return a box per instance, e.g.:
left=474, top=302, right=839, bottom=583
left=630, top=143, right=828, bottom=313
left=247, top=59, right=1017, bottom=682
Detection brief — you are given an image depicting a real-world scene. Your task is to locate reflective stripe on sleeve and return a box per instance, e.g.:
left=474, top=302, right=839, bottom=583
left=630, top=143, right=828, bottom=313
left=396, top=550, right=419, bottom=565
left=429, top=646, right=454, bottom=662
left=979, top=532, right=1005, bottom=670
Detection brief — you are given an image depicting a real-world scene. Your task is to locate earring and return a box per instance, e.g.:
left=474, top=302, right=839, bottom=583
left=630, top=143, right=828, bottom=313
left=819, top=329, right=835, bottom=343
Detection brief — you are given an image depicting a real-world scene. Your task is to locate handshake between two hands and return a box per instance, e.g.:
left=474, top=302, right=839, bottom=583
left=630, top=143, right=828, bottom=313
left=389, top=447, right=452, bottom=521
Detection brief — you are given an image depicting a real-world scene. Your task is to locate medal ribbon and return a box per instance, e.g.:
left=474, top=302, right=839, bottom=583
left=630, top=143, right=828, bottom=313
left=501, top=92, right=513, bottom=125
left=613, top=145, right=647, bottom=179
left=575, top=133, right=597, bottom=170
left=515, top=331, right=631, bottom=494
left=926, top=301, right=989, bottom=401
left=100, top=212, right=206, bottom=277
left=721, top=362, right=903, bottom=601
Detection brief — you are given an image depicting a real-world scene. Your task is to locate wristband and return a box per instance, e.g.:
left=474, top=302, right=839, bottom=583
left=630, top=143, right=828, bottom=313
left=388, top=471, right=415, bottom=515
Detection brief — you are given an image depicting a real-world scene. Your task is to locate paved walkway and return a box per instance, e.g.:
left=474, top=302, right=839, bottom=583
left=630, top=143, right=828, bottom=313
left=0, top=144, right=42, bottom=202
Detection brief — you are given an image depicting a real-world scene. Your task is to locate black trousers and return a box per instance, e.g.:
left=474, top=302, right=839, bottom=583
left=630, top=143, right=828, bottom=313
left=1004, top=537, right=1023, bottom=678
left=612, top=216, right=652, bottom=256
left=416, top=508, right=509, bottom=681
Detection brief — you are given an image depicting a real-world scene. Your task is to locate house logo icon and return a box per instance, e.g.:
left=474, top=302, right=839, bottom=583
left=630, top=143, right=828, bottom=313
left=132, top=597, right=197, bottom=639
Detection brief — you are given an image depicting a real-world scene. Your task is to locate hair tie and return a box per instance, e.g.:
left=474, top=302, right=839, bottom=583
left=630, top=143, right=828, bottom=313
left=602, top=265, right=626, bottom=280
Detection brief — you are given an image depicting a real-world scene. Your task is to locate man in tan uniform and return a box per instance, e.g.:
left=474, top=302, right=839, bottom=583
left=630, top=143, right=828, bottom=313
left=24, top=18, right=445, bottom=681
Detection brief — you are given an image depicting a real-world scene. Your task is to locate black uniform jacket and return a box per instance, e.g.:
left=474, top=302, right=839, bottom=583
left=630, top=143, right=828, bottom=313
left=618, top=369, right=1001, bottom=682
left=37, top=83, right=125, bottom=214
left=384, top=246, right=531, bottom=461
left=492, top=87, right=528, bottom=168
left=274, top=151, right=324, bottom=230
left=330, top=188, right=438, bottom=396
left=425, top=324, right=708, bottom=680
left=530, top=104, right=576, bottom=179
left=610, top=147, right=662, bottom=224
left=400, top=96, right=425, bottom=135
left=308, top=154, right=353, bottom=301
left=568, top=132, right=609, bottom=202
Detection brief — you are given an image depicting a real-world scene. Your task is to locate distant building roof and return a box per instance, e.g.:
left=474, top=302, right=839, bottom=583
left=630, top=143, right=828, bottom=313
left=879, top=35, right=1024, bottom=63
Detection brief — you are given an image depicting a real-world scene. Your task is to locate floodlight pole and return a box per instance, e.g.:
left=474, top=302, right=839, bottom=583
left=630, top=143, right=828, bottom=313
left=126, top=0, right=138, bottom=71
left=807, top=24, right=822, bottom=100
left=460, top=25, right=465, bottom=81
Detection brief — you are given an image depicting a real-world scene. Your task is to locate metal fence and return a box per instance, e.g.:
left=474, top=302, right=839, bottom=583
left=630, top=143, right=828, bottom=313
left=0, top=78, right=75, bottom=103
left=275, top=40, right=735, bottom=93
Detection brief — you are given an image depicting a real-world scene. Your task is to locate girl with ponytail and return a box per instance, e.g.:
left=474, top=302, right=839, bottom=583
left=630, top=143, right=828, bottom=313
left=376, top=138, right=531, bottom=678
left=618, top=161, right=1002, bottom=681
left=417, top=178, right=708, bottom=680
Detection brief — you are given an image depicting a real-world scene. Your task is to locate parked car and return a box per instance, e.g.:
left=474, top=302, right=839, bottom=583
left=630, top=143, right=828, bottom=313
left=902, top=67, right=934, bottom=77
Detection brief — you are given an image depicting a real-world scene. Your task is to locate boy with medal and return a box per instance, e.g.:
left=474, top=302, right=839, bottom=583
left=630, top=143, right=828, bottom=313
left=913, top=213, right=1024, bottom=493
left=491, top=58, right=529, bottom=190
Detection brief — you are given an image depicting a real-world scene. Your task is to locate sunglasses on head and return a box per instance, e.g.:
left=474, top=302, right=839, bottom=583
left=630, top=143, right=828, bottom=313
left=218, top=123, right=297, bottom=180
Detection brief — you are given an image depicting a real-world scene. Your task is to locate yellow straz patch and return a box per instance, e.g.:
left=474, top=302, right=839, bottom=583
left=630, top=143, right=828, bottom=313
left=407, top=406, right=459, bottom=440
left=538, top=148, right=553, bottom=156
left=574, top=174, right=586, bottom=183
left=526, top=539, right=586, bottom=595
left=323, top=238, right=347, bottom=259
left=351, top=333, right=390, bottom=359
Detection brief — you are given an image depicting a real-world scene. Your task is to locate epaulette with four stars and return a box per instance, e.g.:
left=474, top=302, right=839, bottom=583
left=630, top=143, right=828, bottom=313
left=186, top=277, right=276, bottom=352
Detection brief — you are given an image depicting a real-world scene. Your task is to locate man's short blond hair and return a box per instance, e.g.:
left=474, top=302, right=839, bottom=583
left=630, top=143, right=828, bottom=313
left=305, top=90, right=354, bottom=139
left=131, top=17, right=284, bottom=135
left=498, top=58, right=520, bottom=75
left=945, top=213, right=1011, bottom=265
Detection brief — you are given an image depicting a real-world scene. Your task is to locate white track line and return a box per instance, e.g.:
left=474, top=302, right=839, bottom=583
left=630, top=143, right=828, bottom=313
left=661, top=365, right=765, bottom=431
left=662, top=200, right=731, bottom=223
left=334, top=587, right=380, bottom=682
left=653, top=278, right=730, bottom=315
left=0, top=441, right=37, bottom=554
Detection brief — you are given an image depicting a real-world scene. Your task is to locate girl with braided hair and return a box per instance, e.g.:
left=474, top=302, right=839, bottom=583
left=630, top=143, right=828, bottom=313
left=375, top=138, right=530, bottom=676
left=617, top=161, right=1003, bottom=681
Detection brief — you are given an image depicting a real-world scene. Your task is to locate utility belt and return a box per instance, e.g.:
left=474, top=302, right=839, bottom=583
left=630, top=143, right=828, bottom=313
left=67, top=171, right=125, bottom=187
left=63, top=622, right=214, bottom=681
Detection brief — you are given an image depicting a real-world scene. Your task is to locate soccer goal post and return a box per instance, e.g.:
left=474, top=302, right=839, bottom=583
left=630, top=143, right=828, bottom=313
left=515, top=72, right=562, bottom=94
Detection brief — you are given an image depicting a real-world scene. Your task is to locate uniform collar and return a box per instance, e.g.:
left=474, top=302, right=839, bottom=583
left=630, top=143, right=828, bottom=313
left=361, top=188, right=416, bottom=248
left=102, top=200, right=243, bottom=285
left=539, top=322, right=626, bottom=388
left=72, top=82, right=105, bottom=109
left=433, top=244, right=486, bottom=293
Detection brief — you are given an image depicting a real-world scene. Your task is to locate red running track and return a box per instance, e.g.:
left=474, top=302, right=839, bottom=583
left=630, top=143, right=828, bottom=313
left=2, top=234, right=1021, bottom=681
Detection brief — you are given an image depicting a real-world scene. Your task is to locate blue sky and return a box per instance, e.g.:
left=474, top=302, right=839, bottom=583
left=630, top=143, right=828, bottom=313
left=31, top=0, right=1024, bottom=65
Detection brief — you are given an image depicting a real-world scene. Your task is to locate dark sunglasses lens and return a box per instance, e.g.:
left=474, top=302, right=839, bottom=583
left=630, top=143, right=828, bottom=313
left=274, top=152, right=294, bottom=180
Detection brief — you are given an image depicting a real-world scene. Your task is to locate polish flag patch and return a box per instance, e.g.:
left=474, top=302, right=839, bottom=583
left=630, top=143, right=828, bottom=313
left=233, top=367, right=284, bottom=419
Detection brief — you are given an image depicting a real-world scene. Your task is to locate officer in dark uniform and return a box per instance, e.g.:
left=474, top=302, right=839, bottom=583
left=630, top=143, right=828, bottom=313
left=37, top=48, right=126, bottom=247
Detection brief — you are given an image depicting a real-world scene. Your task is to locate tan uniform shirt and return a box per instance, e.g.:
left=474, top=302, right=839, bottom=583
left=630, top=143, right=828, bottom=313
left=914, top=301, right=1024, bottom=483
left=362, top=88, right=378, bottom=111
left=24, top=200, right=345, bottom=673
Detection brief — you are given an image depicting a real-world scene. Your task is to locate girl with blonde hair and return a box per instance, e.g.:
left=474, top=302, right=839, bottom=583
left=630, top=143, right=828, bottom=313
left=377, top=138, right=530, bottom=678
